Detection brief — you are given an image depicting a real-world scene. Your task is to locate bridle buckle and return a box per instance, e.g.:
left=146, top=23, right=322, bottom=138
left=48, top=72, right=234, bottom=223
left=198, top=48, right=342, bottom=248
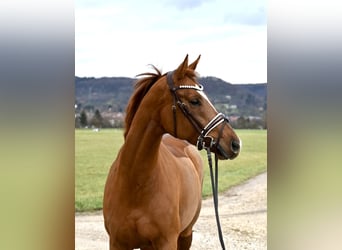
left=197, top=136, right=214, bottom=150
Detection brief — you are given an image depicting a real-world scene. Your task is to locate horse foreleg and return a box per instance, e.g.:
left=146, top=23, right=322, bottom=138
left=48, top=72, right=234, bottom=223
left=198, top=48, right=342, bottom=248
left=141, top=247, right=155, bottom=250
left=152, top=235, right=178, bottom=250
left=109, top=238, right=130, bottom=250
left=177, top=233, right=192, bottom=250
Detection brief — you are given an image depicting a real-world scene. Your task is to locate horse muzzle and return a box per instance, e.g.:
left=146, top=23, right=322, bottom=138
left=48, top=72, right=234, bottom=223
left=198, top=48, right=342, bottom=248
left=197, top=136, right=241, bottom=160
left=217, top=139, right=241, bottom=160
left=196, top=113, right=241, bottom=159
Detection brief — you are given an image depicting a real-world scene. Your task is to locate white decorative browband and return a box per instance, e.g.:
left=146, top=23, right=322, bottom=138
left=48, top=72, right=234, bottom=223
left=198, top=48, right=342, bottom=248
left=177, top=84, right=204, bottom=91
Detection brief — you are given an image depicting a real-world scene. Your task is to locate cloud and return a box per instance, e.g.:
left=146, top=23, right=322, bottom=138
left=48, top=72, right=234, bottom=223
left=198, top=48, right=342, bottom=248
left=75, top=0, right=267, bottom=83
left=162, top=0, right=214, bottom=10
left=224, top=6, right=266, bottom=26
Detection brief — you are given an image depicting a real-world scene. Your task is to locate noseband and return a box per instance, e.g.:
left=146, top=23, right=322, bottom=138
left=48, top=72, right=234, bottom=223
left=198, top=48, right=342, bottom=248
left=166, top=71, right=230, bottom=158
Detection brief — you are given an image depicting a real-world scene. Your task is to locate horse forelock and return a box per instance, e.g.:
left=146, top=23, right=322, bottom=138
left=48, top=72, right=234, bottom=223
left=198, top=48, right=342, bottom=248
left=123, top=66, right=197, bottom=139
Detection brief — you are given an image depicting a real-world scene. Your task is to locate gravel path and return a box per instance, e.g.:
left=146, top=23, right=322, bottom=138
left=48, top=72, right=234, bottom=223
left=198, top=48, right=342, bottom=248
left=76, top=172, right=267, bottom=250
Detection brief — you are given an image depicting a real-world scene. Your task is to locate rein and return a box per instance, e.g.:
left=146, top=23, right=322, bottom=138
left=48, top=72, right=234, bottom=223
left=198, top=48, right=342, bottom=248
left=166, top=71, right=227, bottom=249
left=206, top=149, right=226, bottom=249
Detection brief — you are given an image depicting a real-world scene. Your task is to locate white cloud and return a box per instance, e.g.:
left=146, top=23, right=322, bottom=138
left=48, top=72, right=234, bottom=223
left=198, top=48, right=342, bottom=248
left=161, top=0, right=214, bottom=10
left=75, top=0, right=266, bottom=83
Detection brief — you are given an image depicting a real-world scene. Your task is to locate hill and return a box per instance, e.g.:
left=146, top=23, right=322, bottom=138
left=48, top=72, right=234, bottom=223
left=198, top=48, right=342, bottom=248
left=75, top=76, right=266, bottom=116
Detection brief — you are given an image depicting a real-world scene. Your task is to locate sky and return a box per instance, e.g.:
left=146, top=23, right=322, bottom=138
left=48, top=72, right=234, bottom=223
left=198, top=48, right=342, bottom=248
left=75, top=0, right=267, bottom=84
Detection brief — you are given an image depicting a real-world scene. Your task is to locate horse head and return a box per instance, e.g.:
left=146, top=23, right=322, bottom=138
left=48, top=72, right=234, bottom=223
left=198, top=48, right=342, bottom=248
left=159, top=55, right=241, bottom=160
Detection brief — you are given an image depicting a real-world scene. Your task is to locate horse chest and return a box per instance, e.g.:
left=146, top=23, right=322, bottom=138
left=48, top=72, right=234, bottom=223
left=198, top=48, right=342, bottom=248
left=109, top=208, right=162, bottom=248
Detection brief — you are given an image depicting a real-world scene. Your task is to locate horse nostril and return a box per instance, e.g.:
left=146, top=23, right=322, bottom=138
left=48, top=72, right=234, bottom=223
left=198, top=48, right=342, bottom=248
left=231, top=140, right=240, bottom=153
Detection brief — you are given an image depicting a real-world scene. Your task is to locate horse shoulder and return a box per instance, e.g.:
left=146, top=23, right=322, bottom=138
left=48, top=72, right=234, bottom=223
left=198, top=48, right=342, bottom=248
left=161, top=134, right=203, bottom=175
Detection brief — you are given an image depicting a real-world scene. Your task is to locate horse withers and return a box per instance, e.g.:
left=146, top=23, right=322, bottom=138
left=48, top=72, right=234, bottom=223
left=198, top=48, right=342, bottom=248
left=103, top=55, right=240, bottom=250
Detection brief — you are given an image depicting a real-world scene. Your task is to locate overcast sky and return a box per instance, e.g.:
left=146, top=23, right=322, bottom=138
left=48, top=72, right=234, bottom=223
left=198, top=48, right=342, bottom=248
left=76, top=0, right=266, bottom=84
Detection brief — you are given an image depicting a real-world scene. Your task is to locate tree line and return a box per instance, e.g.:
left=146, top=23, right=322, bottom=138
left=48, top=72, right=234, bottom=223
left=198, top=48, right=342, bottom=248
left=75, top=109, right=266, bottom=130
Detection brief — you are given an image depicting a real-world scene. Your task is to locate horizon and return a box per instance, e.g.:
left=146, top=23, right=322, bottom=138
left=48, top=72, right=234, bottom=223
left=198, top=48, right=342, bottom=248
left=75, top=75, right=267, bottom=85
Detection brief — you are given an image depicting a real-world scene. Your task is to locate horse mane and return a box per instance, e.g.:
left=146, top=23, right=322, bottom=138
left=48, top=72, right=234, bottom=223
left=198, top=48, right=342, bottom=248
left=124, top=65, right=163, bottom=138
left=124, top=65, right=197, bottom=139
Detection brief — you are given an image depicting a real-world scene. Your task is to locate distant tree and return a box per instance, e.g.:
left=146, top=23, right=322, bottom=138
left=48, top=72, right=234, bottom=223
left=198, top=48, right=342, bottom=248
left=90, top=109, right=103, bottom=128
left=236, top=116, right=248, bottom=128
left=80, top=110, right=88, bottom=127
left=75, top=116, right=81, bottom=128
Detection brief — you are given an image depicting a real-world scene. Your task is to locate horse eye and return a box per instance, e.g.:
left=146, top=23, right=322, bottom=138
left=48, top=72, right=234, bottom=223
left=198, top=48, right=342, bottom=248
left=190, top=99, right=201, bottom=106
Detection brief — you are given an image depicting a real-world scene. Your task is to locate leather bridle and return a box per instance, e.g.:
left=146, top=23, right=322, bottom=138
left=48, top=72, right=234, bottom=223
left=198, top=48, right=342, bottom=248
left=166, top=71, right=230, bottom=159
left=167, top=70, right=229, bottom=249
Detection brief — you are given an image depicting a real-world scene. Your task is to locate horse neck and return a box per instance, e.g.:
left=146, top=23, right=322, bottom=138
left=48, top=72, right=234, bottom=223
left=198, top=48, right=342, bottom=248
left=119, top=101, right=164, bottom=181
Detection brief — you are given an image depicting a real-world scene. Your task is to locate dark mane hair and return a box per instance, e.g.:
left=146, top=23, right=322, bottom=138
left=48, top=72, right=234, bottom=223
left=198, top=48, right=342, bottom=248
left=124, top=65, right=163, bottom=138
left=124, top=65, right=197, bottom=138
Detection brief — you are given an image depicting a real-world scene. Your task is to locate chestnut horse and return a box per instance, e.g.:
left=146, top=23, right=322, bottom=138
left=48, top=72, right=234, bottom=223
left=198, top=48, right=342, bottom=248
left=103, top=55, right=240, bottom=250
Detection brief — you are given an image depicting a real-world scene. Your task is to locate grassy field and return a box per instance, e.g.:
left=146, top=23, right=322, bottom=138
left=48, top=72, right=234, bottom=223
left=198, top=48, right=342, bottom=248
left=75, top=129, right=267, bottom=212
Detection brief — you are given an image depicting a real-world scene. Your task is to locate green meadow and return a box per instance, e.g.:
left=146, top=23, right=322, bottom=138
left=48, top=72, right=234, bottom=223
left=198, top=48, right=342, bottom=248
left=75, top=129, right=267, bottom=212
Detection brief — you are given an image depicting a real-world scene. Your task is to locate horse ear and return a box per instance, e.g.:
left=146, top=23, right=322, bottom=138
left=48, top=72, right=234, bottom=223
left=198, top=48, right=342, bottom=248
left=189, top=55, right=201, bottom=70
left=174, top=54, right=189, bottom=80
